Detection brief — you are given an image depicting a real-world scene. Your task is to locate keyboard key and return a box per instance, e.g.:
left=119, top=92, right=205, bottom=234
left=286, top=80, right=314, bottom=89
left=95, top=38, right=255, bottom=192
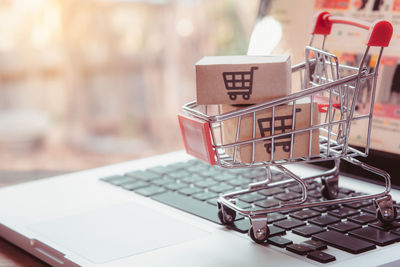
left=212, top=173, right=236, bottom=182
left=274, top=192, right=301, bottom=202
left=361, top=205, right=377, bottom=214
left=147, top=165, right=176, bottom=174
left=106, top=176, right=134, bottom=186
left=290, top=209, right=320, bottom=220
left=167, top=170, right=191, bottom=179
left=371, top=221, right=400, bottom=231
left=164, top=182, right=187, bottom=191
left=125, top=170, right=160, bottom=181
left=328, top=221, right=361, bottom=233
left=288, top=185, right=303, bottom=194
left=259, top=187, right=285, bottom=196
left=239, top=193, right=265, bottom=203
left=152, top=178, right=175, bottom=186
left=200, top=169, right=223, bottom=178
left=209, top=183, right=234, bottom=193
left=307, top=251, right=336, bottom=264
left=206, top=198, right=218, bottom=206
left=121, top=180, right=149, bottom=190
left=235, top=200, right=252, bottom=209
left=269, top=225, right=286, bottom=237
left=309, top=215, right=340, bottom=227
left=267, top=213, right=287, bottom=223
left=311, top=206, right=329, bottom=213
left=391, top=227, right=400, bottom=235
left=192, top=191, right=218, bottom=201
left=254, top=199, right=280, bottom=208
left=226, top=178, right=249, bottom=187
left=312, top=231, right=376, bottom=254
left=178, top=186, right=203, bottom=196
left=268, top=236, right=293, bottom=248
left=228, top=219, right=250, bottom=233
left=349, top=227, right=400, bottom=246
left=180, top=175, right=203, bottom=184
left=302, top=240, right=327, bottom=250
left=135, top=186, right=166, bottom=197
left=273, top=218, right=306, bottom=230
left=343, top=199, right=372, bottom=209
left=286, top=243, right=314, bottom=255
left=307, top=190, right=322, bottom=199
left=186, top=164, right=210, bottom=173
left=292, top=224, right=326, bottom=237
left=152, top=191, right=221, bottom=224
left=194, top=179, right=218, bottom=188
left=279, top=208, right=301, bottom=215
left=348, top=213, right=377, bottom=225
left=328, top=207, right=359, bottom=219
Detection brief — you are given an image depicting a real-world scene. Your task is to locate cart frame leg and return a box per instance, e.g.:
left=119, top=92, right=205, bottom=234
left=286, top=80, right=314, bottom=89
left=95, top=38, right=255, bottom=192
left=321, top=159, right=340, bottom=200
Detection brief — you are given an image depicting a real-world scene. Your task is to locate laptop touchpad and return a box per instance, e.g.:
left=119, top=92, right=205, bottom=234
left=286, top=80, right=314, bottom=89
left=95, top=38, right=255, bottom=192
left=28, top=202, right=210, bottom=263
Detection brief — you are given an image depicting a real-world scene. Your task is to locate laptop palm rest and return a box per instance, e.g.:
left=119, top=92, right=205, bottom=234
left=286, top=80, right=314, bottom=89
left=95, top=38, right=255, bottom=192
left=28, top=202, right=210, bottom=263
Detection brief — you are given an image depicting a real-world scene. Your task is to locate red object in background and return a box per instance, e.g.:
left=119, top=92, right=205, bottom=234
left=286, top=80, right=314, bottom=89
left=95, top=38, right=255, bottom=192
left=178, top=114, right=216, bottom=165
left=314, top=95, right=341, bottom=113
left=311, top=11, right=393, bottom=47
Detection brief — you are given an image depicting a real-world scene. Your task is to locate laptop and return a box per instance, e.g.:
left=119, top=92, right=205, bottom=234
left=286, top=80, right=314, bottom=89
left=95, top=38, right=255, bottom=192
left=2, top=2, right=400, bottom=267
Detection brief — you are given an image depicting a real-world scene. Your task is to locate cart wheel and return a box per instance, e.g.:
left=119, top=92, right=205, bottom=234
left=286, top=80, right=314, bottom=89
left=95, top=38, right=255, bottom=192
left=243, top=94, right=250, bottom=100
left=248, top=226, right=269, bottom=244
left=217, top=205, right=236, bottom=225
left=377, top=207, right=397, bottom=225
left=229, top=94, right=237, bottom=100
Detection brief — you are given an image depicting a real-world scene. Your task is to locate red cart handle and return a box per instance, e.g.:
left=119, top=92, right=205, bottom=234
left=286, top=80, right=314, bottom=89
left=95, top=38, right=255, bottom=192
left=311, top=11, right=393, bottom=47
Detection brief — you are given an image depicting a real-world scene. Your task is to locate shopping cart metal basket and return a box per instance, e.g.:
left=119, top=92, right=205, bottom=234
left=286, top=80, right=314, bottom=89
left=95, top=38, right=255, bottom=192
left=223, top=66, right=258, bottom=100
left=178, top=11, right=395, bottom=243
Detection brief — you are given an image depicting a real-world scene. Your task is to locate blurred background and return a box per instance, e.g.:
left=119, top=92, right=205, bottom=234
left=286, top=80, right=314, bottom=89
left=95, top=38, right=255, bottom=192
left=0, top=0, right=258, bottom=171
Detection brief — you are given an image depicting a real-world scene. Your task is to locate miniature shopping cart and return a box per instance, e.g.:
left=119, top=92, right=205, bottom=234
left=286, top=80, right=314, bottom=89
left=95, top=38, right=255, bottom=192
left=178, top=11, right=396, bottom=243
left=223, top=66, right=258, bottom=100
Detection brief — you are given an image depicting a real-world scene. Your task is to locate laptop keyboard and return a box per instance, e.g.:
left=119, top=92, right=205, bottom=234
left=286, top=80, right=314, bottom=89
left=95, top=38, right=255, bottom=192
left=101, top=159, right=400, bottom=264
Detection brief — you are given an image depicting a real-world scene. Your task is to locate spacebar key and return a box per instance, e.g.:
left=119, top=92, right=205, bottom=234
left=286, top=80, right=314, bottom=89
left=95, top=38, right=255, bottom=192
left=152, top=191, right=220, bottom=224
left=312, top=231, right=376, bottom=254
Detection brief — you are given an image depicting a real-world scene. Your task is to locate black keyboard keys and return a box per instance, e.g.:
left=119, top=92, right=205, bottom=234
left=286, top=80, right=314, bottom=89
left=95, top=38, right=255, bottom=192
left=121, top=180, right=149, bottom=190
left=327, top=221, right=361, bottom=233
left=312, top=231, right=376, bottom=254
left=309, top=215, right=341, bottom=227
left=328, top=207, right=359, bottom=219
left=302, top=240, right=327, bottom=250
left=292, top=224, right=326, bottom=237
left=267, top=213, right=287, bottom=223
left=286, top=243, right=314, bottom=255
left=349, top=227, right=400, bottom=246
left=268, top=236, right=293, bottom=248
left=135, top=185, right=166, bottom=197
left=273, top=218, right=305, bottom=230
left=290, top=209, right=320, bottom=220
left=307, top=251, right=336, bottom=263
left=348, top=213, right=377, bottom=225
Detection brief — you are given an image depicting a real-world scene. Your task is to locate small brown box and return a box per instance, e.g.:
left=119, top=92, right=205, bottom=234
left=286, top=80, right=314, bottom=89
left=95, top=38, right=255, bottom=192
left=221, top=102, right=320, bottom=163
left=196, top=55, right=291, bottom=105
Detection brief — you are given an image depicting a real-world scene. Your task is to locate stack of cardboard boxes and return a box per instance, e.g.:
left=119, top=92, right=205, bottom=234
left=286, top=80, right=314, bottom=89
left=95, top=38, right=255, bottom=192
left=195, top=55, right=320, bottom=163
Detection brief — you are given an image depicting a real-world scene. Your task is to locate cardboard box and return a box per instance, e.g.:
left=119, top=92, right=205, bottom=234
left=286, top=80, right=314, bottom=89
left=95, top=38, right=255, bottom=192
left=196, top=55, right=291, bottom=105
left=221, top=102, right=320, bottom=163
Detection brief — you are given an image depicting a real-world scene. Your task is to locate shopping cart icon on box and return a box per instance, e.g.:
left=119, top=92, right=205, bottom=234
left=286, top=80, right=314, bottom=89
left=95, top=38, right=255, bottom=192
left=258, top=108, right=302, bottom=154
left=222, top=66, right=258, bottom=101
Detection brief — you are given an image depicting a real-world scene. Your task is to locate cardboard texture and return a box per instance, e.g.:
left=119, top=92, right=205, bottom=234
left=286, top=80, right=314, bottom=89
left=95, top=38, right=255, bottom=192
left=196, top=55, right=291, bottom=105
left=221, top=102, right=320, bottom=163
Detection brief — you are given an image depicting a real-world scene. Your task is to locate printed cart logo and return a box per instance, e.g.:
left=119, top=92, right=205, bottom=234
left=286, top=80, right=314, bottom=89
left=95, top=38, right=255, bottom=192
left=257, top=108, right=302, bottom=154
left=222, top=66, right=258, bottom=101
